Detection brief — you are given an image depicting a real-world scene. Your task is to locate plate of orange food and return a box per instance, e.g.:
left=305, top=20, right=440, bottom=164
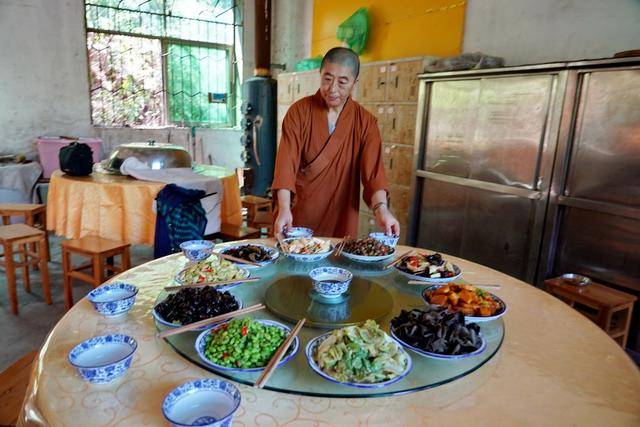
left=421, top=283, right=506, bottom=322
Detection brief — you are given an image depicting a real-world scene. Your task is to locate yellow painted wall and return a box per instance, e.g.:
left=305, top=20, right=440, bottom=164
left=312, top=0, right=466, bottom=62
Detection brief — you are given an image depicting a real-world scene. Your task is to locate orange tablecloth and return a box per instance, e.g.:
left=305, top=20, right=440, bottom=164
left=46, top=169, right=242, bottom=245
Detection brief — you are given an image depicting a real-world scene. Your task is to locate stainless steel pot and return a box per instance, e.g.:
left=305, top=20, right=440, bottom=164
left=98, top=140, right=192, bottom=174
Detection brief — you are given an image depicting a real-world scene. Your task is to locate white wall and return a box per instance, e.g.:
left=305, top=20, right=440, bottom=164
left=0, top=0, right=245, bottom=169
left=0, top=0, right=92, bottom=158
left=463, top=0, right=640, bottom=66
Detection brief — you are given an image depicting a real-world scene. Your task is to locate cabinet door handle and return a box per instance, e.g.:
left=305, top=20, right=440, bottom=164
left=377, top=77, right=385, bottom=88
left=392, top=118, right=396, bottom=130
left=394, top=75, right=399, bottom=88
left=297, top=83, right=300, bottom=93
left=389, top=158, right=394, bottom=170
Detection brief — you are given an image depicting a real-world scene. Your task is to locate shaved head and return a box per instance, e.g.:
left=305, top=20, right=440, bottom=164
left=321, top=47, right=360, bottom=78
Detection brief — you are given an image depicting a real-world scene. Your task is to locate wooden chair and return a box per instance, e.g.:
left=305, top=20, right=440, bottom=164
left=214, top=223, right=261, bottom=242
left=0, top=350, right=37, bottom=426
left=241, top=195, right=272, bottom=228
left=0, top=204, right=49, bottom=261
left=545, top=277, right=637, bottom=347
left=61, top=236, right=131, bottom=310
left=0, top=224, right=51, bottom=315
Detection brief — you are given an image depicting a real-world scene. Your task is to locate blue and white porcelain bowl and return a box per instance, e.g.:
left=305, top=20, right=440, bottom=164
left=305, top=332, right=412, bottom=389
left=195, top=319, right=299, bottom=373
left=180, top=240, right=215, bottom=262
left=152, top=295, right=243, bottom=330
left=309, top=267, right=353, bottom=298
left=86, top=283, right=138, bottom=316
left=369, top=232, right=399, bottom=248
left=162, top=378, right=241, bottom=427
left=284, top=227, right=313, bottom=238
left=68, top=334, right=137, bottom=384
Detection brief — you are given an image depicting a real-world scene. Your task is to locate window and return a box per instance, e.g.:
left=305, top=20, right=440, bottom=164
left=85, top=0, right=240, bottom=128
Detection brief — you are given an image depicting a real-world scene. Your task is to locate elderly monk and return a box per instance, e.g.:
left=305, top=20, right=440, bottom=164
left=272, top=47, right=400, bottom=238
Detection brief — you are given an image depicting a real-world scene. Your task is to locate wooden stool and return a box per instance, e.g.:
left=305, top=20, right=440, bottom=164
left=545, top=277, right=637, bottom=347
left=0, top=350, right=37, bottom=426
left=0, top=224, right=51, bottom=315
left=252, top=210, right=273, bottom=236
left=241, top=195, right=272, bottom=228
left=0, top=204, right=50, bottom=261
left=61, top=236, right=131, bottom=310
left=214, top=223, right=261, bottom=242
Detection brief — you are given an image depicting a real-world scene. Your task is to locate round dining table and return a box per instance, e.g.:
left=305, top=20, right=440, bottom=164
left=18, top=239, right=640, bottom=426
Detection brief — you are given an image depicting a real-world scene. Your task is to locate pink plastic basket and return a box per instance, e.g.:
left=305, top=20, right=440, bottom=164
left=36, top=137, right=102, bottom=178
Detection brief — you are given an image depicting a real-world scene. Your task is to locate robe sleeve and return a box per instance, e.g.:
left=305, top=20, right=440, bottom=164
left=360, top=115, right=389, bottom=206
left=272, top=103, right=303, bottom=196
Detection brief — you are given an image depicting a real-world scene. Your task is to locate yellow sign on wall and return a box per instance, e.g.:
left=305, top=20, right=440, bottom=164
left=312, top=0, right=466, bottom=62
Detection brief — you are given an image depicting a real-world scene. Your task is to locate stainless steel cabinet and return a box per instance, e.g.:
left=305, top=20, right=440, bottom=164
left=411, top=69, right=566, bottom=282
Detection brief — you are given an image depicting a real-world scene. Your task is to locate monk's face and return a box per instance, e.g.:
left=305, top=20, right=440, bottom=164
left=319, top=62, right=357, bottom=108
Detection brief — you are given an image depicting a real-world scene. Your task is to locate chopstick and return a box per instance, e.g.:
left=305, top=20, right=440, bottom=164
left=334, top=235, right=350, bottom=257
left=383, top=250, right=414, bottom=270
left=407, top=280, right=501, bottom=290
left=156, top=303, right=266, bottom=339
left=164, top=277, right=260, bottom=291
left=275, top=233, right=289, bottom=255
left=215, top=252, right=262, bottom=267
left=254, top=318, right=306, bottom=389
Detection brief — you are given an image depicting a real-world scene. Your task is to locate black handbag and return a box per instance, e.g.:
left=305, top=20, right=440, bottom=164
left=59, top=141, right=94, bottom=176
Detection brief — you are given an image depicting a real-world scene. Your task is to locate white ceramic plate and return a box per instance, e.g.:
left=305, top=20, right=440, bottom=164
left=341, top=249, right=395, bottom=263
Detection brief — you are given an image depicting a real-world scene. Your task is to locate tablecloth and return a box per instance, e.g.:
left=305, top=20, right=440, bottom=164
left=0, top=161, right=43, bottom=202
left=46, top=167, right=242, bottom=245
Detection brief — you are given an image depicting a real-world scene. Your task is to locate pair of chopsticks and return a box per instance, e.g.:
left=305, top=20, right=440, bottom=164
left=254, top=318, right=306, bottom=389
left=333, top=235, right=350, bottom=257
left=156, top=303, right=266, bottom=339
left=215, top=252, right=261, bottom=267
left=275, top=233, right=290, bottom=255
left=407, top=280, right=501, bottom=290
left=383, top=250, right=415, bottom=270
left=164, top=277, right=260, bottom=291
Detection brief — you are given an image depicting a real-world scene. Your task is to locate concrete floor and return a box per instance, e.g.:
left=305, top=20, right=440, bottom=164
left=0, top=235, right=154, bottom=371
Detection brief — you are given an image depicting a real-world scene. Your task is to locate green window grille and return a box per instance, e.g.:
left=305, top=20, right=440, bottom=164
left=85, top=0, right=239, bottom=127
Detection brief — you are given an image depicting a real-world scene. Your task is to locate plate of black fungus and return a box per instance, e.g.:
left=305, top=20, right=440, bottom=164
left=389, top=305, right=486, bottom=359
left=152, top=286, right=242, bottom=330
left=217, top=243, right=279, bottom=268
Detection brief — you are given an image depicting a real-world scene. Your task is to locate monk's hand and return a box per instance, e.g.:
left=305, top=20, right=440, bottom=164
left=374, top=205, right=400, bottom=236
left=274, top=208, right=293, bottom=236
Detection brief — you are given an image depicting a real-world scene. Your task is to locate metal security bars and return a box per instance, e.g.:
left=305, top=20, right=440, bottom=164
left=85, top=0, right=239, bottom=127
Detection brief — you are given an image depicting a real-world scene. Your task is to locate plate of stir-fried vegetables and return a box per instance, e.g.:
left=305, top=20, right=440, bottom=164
left=305, top=320, right=412, bottom=388
left=174, top=256, right=250, bottom=290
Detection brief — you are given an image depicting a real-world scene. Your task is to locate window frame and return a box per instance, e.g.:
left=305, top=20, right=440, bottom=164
left=84, top=1, right=239, bottom=128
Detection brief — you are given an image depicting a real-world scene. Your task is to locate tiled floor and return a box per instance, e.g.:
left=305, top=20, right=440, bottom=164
left=0, top=235, right=154, bottom=370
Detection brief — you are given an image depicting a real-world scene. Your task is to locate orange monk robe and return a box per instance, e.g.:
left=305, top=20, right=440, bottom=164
left=272, top=90, right=388, bottom=237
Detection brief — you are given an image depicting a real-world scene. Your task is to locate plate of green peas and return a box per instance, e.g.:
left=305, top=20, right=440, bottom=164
left=195, top=318, right=300, bottom=373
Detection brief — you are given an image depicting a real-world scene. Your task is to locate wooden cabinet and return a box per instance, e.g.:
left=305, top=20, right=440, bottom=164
left=292, top=72, right=318, bottom=101
left=277, top=73, right=293, bottom=104
left=359, top=63, right=388, bottom=102
left=386, top=60, right=422, bottom=102
left=361, top=103, right=386, bottom=139
left=358, top=212, right=377, bottom=236
left=383, top=144, right=414, bottom=187
left=385, top=104, right=417, bottom=144
left=389, top=183, right=411, bottom=227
